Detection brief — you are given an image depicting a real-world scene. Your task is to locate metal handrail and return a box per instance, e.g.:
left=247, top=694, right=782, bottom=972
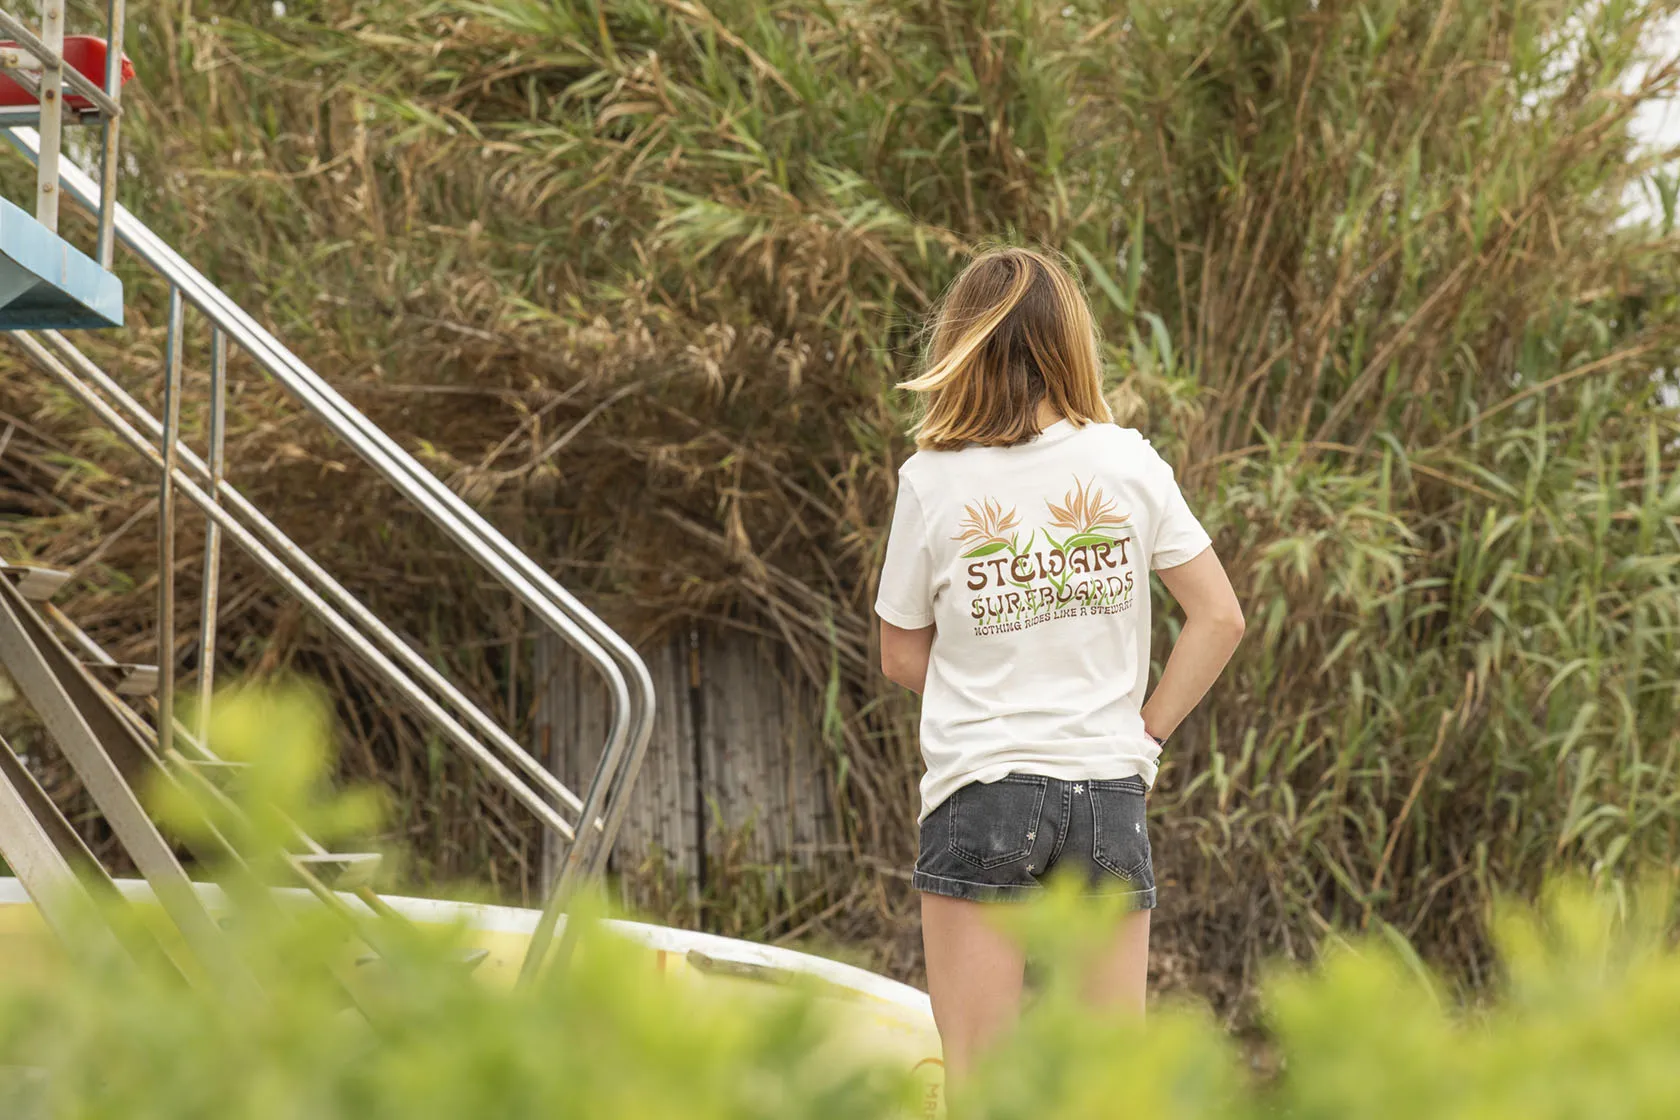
left=12, top=330, right=581, bottom=842
left=1, top=128, right=658, bottom=977
left=35, top=327, right=587, bottom=831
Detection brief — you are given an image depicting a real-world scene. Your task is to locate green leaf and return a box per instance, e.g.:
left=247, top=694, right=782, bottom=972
left=1070, top=240, right=1130, bottom=316
left=962, top=540, right=1011, bottom=558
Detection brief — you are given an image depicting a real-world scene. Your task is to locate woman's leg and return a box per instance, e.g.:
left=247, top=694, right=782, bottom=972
left=1080, top=906, right=1151, bottom=1016
left=920, top=891, right=1027, bottom=1087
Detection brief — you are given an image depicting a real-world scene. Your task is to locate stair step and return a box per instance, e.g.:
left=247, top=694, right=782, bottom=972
left=289, top=851, right=382, bottom=889
left=0, top=563, right=70, bottom=601
left=0, top=196, right=123, bottom=329
left=80, top=661, right=157, bottom=696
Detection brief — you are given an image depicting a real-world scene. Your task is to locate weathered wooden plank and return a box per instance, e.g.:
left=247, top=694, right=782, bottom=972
left=533, top=629, right=699, bottom=896
left=696, top=629, right=835, bottom=870
left=775, top=648, right=838, bottom=868
left=617, top=635, right=699, bottom=887
left=535, top=625, right=837, bottom=905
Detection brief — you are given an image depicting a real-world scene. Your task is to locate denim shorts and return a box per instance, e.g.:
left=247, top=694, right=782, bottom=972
left=912, top=772, right=1156, bottom=907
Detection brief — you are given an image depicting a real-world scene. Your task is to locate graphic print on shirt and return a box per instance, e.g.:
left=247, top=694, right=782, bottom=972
left=955, top=476, right=1138, bottom=636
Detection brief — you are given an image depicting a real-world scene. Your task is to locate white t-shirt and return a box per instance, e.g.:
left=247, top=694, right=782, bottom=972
left=874, top=418, right=1213, bottom=823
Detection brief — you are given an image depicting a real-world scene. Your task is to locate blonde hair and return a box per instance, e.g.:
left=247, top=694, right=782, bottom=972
left=899, top=245, right=1113, bottom=450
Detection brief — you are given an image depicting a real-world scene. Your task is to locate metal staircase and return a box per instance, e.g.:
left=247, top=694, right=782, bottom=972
left=0, top=4, right=656, bottom=986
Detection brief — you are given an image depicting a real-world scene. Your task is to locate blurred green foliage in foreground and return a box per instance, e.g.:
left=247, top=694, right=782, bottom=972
left=0, top=688, right=1676, bottom=1118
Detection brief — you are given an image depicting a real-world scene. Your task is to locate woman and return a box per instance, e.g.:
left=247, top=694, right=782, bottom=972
left=874, top=246, right=1245, bottom=1086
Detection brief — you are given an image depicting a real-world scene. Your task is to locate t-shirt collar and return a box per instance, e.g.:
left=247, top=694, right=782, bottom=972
left=1032, top=417, right=1077, bottom=444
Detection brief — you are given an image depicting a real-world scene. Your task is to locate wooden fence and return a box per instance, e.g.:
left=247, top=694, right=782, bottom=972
left=533, top=626, right=839, bottom=901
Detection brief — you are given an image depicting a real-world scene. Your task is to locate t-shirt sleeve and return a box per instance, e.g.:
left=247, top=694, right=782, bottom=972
left=1148, top=445, right=1213, bottom=570
left=874, top=474, right=935, bottom=629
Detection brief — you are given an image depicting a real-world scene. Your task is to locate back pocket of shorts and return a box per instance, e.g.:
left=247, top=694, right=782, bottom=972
left=1090, top=778, right=1150, bottom=880
left=947, top=776, right=1048, bottom=869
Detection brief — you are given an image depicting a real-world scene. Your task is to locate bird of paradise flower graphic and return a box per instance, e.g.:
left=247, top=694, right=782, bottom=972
left=952, top=498, right=1024, bottom=558
left=953, top=498, right=1040, bottom=594
left=1044, top=476, right=1131, bottom=547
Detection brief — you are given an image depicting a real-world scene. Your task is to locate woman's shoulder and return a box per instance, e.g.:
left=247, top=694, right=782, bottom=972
left=1093, top=423, right=1173, bottom=461
left=1062, top=421, right=1160, bottom=462
left=895, top=442, right=965, bottom=474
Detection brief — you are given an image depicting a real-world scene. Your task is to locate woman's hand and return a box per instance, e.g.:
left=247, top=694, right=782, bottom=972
left=1142, top=546, right=1245, bottom=741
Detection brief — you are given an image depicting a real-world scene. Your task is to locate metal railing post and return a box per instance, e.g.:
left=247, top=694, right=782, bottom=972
left=95, top=0, right=124, bottom=266
left=32, top=0, right=62, bottom=231
left=158, top=288, right=182, bottom=755
left=196, top=327, right=225, bottom=731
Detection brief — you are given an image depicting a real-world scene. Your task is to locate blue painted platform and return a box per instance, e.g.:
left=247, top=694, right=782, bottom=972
left=0, top=196, right=121, bottom=329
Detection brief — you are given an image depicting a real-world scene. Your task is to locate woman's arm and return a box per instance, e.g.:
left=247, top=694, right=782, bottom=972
left=1142, top=547, right=1245, bottom=741
left=880, top=620, right=936, bottom=694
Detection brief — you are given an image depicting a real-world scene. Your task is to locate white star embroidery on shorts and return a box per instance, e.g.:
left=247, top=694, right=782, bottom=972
left=1026, top=830, right=1036, bottom=842
left=1073, top=783, right=1084, bottom=794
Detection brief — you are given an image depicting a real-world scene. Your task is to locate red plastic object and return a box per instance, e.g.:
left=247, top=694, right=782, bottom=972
left=0, top=36, right=135, bottom=110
